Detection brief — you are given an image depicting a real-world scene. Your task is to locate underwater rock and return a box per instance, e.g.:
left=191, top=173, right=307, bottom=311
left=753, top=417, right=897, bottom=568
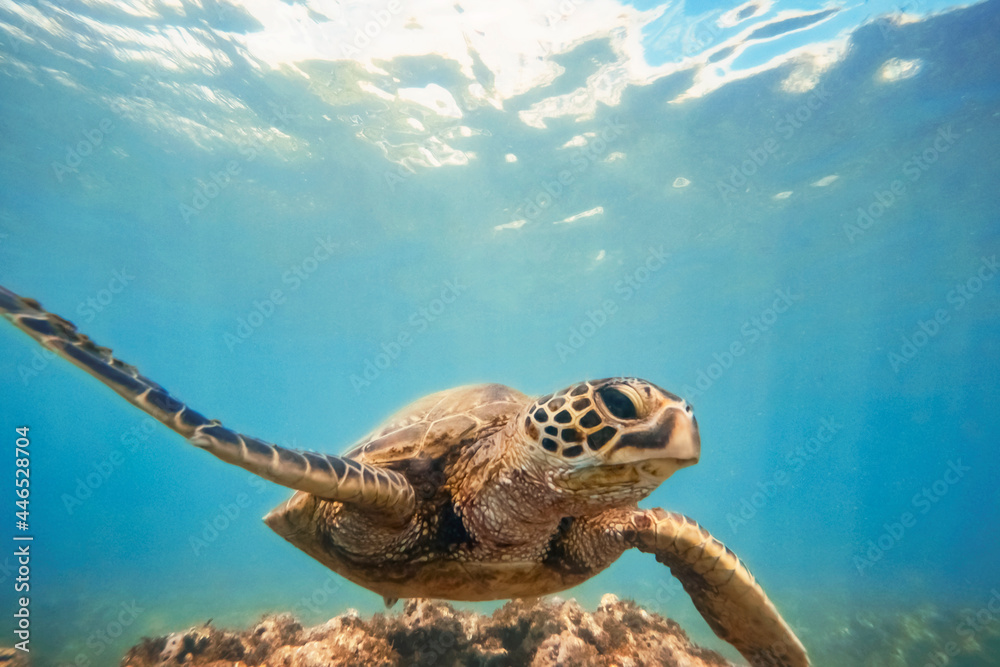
left=122, top=595, right=733, bottom=667
left=0, top=648, right=30, bottom=667
left=802, top=601, right=1000, bottom=667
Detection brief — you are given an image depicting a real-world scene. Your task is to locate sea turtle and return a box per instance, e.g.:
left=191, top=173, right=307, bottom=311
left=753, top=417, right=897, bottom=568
left=0, top=285, right=808, bottom=666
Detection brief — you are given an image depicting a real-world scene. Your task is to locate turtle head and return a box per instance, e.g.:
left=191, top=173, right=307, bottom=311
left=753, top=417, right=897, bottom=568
left=521, top=378, right=700, bottom=498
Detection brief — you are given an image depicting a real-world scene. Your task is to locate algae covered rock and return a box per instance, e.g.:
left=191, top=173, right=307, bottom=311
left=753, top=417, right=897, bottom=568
left=122, top=597, right=733, bottom=667
left=0, top=647, right=30, bottom=667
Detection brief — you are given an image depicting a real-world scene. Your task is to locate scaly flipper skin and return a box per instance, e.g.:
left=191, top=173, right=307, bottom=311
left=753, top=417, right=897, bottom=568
left=626, top=508, right=809, bottom=667
left=0, top=286, right=414, bottom=519
left=2, top=284, right=808, bottom=663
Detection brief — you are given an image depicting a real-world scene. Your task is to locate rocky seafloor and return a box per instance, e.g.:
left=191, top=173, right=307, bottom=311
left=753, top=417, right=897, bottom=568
left=121, top=595, right=733, bottom=667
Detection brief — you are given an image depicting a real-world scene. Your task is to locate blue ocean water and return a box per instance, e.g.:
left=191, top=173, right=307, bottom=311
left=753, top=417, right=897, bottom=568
left=0, top=0, right=998, bottom=664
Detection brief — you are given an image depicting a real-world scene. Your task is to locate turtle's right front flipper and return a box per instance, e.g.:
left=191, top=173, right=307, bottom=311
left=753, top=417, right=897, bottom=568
left=0, top=285, right=415, bottom=519
left=628, top=508, right=809, bottom=667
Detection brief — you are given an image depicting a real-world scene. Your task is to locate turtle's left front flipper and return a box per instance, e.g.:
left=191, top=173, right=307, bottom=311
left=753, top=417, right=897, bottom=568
left=0, top=285, right=415, bottom=519
left=626, top=508, right=809, bottom=667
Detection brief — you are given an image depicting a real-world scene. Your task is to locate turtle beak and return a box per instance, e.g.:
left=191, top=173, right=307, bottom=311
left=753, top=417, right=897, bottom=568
left=633, top=405, right=700, bottom=481
left=605, top=402, right=700, bottom=470
left=664, top=406, right=700, bottom=465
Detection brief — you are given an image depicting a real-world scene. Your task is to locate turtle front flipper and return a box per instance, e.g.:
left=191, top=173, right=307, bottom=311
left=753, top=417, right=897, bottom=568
left=628, top=508, right=809, bottom=667
left=0, top=285, right=415, bottom=519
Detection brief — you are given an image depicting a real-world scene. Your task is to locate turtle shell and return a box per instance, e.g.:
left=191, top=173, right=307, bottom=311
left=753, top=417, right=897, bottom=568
left=344, top=383, right=528, bottom=464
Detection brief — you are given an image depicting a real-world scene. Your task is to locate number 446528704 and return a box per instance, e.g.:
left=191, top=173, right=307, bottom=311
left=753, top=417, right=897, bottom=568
left=15, top=426, right=29, bottom=530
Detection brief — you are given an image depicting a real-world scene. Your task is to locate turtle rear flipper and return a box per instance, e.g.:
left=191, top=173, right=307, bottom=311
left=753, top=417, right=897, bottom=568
left=630, top=508, right=809, bottom=667
left=0, top=285, right=415, bottom=519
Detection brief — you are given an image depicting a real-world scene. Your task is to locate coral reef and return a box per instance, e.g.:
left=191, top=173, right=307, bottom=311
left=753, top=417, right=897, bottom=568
left=122, top=595, right=732, bottom=667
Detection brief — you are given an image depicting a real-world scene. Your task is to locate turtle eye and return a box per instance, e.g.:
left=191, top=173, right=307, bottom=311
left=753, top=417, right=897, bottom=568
left=597, top=387, right=638, bottom=420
